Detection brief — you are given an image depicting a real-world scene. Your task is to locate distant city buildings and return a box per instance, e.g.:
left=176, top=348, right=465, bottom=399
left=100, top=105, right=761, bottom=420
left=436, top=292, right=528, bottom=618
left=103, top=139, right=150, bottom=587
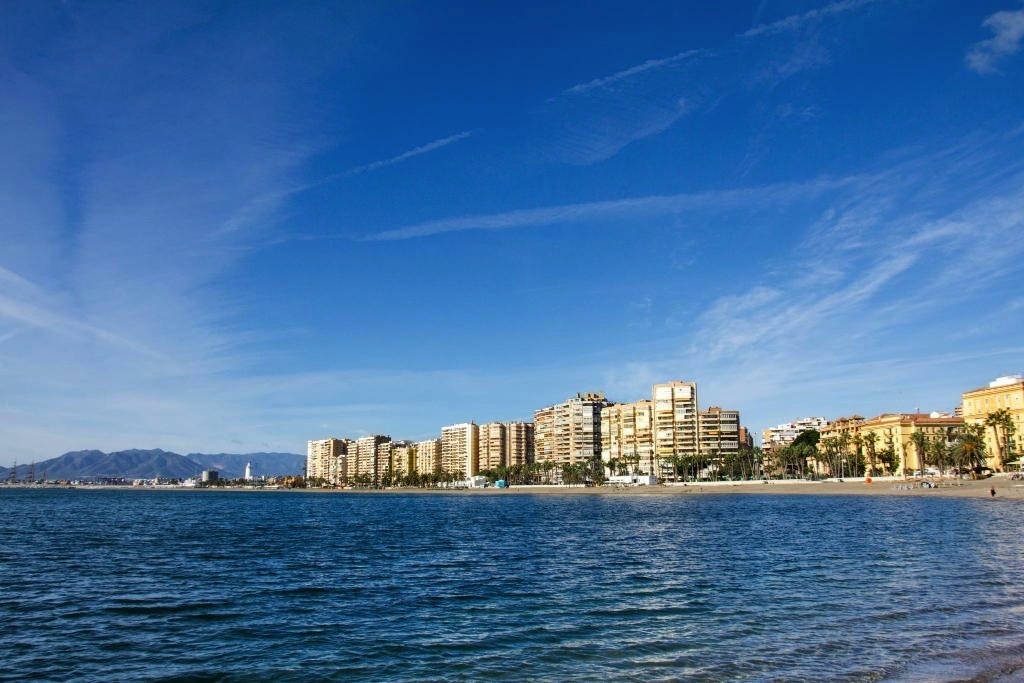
left=962, top=375, right=1024, bottom=470
left=415, top=439, right=441, bottom=475
left=441, top=423, right=478, bottom=478
left=534, top=392, right=611, bottom=469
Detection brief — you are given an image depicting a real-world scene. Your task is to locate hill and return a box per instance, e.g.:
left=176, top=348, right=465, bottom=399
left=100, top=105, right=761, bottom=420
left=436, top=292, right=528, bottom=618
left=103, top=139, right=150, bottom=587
left=0, top=448, right=305, bottom=481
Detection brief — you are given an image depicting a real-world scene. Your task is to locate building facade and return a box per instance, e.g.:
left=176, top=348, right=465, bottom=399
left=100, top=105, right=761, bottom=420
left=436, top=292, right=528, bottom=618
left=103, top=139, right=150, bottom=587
left=478, top=422, right=507, bottom=472
left=354, top=435, right=391, bottom=486
left=962, top=375, right=1024, bottom=471
left=306, top=438, right=350, bottom=485
left=534, top=392, right=612, bottom=468
left=389, top=440, right=414, bottom=480
left=652, top=381, right=699, bottom=475
left=415, top=438, right=441, bottom=476
left=504, top=421, right=534, bottom=466
left=699, top=406, right=741, bottom=460
left=601, top=400, right=655, bottom=475
left=761, top=417, right=828, bottom=453
left=441, top=423, right=479, bottom=478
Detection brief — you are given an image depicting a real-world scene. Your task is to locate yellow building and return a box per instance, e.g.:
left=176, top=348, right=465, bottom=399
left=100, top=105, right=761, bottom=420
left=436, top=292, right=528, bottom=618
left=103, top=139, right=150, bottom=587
left=699, top=406, right=741, bottom=459
left=504, top=421, right=534, bottom=466
left=821, top=413, right=962, bottom=476
left=415, top=438, right=441, bottom=475
left=478, top=422, right=507, bottom=471
left=354, top=435, right=391, bottom=485
left=390, top=441, right=414, bottom=479
left=962, top=375, right=1024, bottom=471
left=653, top=381, right=699, bottom=467
left=305, top=438, right=350, bottom=485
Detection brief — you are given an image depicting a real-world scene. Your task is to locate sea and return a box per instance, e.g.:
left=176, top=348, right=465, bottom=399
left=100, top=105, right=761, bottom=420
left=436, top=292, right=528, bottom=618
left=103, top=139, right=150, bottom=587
left=1, top=488, right=1023, bottom=682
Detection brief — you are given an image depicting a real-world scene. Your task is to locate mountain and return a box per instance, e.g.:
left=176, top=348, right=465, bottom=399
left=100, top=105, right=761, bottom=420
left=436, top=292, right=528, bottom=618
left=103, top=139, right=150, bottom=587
left=0, top=449, right=305, bottom=481
left=186, top=452, right=304, bottom=478
left=0, top=449, right=201, bottom=480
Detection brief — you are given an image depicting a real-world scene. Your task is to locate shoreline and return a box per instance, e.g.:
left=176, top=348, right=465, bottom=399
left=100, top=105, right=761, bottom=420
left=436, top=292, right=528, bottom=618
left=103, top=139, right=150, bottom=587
left=4, top=476, right=1022, bottom=500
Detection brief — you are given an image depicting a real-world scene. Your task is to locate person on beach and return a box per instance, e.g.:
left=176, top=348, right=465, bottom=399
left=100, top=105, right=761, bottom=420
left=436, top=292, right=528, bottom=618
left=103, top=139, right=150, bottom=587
left=990, top=486, right=996, bottom=497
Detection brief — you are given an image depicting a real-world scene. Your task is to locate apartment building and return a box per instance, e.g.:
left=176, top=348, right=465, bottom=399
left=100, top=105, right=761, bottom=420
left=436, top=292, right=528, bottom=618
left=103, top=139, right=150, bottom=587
left=390, top=440, right=414, bottom=479
left=505, top=421, right=534, bottom=466
left=761, top=417, right=827, bottom=453
left=653, top=381, right=699, bottom=472
left=699, top=406, right=741, bottom=459
left=478, top=422, right=507, bottom=471
left=354, top=435, right=391, bottom=485
left=534, top=392, right=612, bottom=467
left=441, top=423, right=479, bottom=478
left=820, top=413, right=963, bottom=475
left=305, top=438, right=350, bottom=484
left=962, top=375, right=1024, bottom=470
left=415, top=438, right=441, bottom=475
left=601, top=400, right=656, bottom=475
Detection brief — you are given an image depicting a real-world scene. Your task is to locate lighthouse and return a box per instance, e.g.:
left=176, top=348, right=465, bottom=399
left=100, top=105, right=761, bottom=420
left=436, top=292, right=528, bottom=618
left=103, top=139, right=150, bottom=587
left=244, top=461, right=253, bottom=481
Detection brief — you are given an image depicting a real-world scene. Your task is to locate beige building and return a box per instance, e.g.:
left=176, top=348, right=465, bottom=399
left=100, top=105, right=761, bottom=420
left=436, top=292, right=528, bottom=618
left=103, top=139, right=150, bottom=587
left=601, top=400, right=656, bottom=475
left=962, top=375, right=1024, bottom=470
left=415, top=438, right=441, bottom=475
left=534, top=392, right=612, bottom=468
left=354, top=435, right=391, bottom=485
left=306, top=438, right=350, bottom=485
left=505, top=421, right=534, bottom=466
left=821, top=413, right=963, bottom=475
left=441, top=423, right=479, bottom=478
left=653, top=381, right=699, bottom=471
left=478, top=422, right=507, bottom=471
left=699, top=406, right=741, bottom=460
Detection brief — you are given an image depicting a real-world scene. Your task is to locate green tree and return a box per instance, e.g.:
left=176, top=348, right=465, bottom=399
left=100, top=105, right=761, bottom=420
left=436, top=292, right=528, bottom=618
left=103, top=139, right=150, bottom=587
left=985, top=409, right=1016, bottom=471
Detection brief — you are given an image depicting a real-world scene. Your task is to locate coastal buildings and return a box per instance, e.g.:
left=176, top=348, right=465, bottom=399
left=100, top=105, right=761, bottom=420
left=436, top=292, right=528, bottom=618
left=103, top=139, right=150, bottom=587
left=505, top=421, right=534, bottom=466
left=390, top=441, right=414, bottom=479
left=653, top=381, right=700, bottom=469
left=415, top=438, right=441, bottom=475
left=819, top=413, right=963, bottom=476
left=534, top=392, right=612, bottom=468
left=306, top=438, right=350, bottom=484
left=762, top=417, right=828, bottom=453
left=355, top=435, right=391, bottom=486
left=441, top=423, right=479, bottom=478
left=698, top=406, right=741, bottom=460
left=962, top=375, right=1024, bottom=470
left=601, top=400, right=656, bottom=475
left=478, top=422, right=506, bottom=471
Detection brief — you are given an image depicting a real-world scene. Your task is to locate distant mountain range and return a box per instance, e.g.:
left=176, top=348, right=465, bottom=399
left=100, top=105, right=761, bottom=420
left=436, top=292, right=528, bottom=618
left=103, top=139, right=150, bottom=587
left=0, top=449, right=304, bottom=481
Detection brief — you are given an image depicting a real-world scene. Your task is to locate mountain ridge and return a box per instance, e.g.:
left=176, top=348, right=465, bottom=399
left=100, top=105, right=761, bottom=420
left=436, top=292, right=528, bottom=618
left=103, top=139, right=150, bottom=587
left=0, top=449, right=304, bottom=480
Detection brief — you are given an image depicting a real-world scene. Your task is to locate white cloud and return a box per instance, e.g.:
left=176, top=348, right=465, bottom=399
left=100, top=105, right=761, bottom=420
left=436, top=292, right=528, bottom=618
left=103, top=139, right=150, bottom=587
left=344, top=130, right=474, bottom=176
left=966, top=7, right=1024, bottom=74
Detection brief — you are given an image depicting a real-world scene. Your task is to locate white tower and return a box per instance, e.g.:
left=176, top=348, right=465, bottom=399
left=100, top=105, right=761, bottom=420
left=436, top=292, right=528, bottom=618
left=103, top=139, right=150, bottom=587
left=244, top=461, right=253, bottom=481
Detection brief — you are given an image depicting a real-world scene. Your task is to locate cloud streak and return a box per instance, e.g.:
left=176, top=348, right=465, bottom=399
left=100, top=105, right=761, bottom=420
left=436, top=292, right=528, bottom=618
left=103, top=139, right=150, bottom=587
left=344, top=130, right=474, bottom=176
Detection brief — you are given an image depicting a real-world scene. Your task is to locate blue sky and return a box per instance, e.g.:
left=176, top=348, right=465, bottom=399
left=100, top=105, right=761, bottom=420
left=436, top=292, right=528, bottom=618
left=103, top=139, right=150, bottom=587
left=2, top=0, right=1024, bottom=463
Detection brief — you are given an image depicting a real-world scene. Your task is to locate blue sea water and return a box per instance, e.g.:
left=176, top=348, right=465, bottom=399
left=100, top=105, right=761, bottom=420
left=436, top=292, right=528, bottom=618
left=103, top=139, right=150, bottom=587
left=1, top=489, right=1023, bottom=682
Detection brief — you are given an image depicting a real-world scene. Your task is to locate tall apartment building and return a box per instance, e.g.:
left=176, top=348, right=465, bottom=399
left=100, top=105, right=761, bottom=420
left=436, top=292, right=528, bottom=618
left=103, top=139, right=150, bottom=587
left=699, top=406, right=741, bottom=459
left=653, top=381, right=699, bottom=470
left=441, top=423, right=479, bottom=478
left=354, top=435, right=391, bottom=485
left=478, top=422, right=507, bottom=471
left=390, top=440, right=414, bottom=479
left=962, top=375, right=1024, bottom=471
left=761, top=417, right=828, bottom=452
left=505, top=421, right=534, bottom=466
left=415, top=438, right=441, bottom=475
left=306, top=438, right=350, bottom=484
left=601, top=400, right=656, bottom=475
left=534, top=392, right=612, bottom=467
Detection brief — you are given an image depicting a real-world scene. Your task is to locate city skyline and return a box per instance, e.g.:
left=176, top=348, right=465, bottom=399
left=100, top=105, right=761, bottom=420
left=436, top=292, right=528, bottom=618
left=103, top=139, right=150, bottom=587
left=3, top=1, right=1024, bottom=465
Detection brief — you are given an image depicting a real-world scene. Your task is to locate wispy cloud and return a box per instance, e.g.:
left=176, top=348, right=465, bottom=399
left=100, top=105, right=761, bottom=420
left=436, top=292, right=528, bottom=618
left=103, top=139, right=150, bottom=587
left=540, top=0, right=882, bottom=164
left=364, top=175, right=858, bottom=240
left=966, top=6, right=1024, bottom=74
left=344, top=130, right=474, bottom=176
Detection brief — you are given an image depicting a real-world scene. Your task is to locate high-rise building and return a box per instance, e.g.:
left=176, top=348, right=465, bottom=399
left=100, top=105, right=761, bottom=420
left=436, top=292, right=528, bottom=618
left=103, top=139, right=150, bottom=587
left=504, top=421, right=534, bottom=466
left=478, top=422, right=507, bottom=471
left=390, top=440, right=414, bottom=480
left=354, top=435, right=391, bottom=486
left=699, top=406, right=741, bottom=460
left=652, top=381, right=699, bottom=470
left=534, top=392, right=612, bottom=468
left=415, top=438, right=441, bottom=475
left=601, top=400, right=656, bottom=475
left=962, top=375, right=1024, bottom=471
left=306, top=438, right=350, bottom=485
left=441, top=423, right=479, bottom=478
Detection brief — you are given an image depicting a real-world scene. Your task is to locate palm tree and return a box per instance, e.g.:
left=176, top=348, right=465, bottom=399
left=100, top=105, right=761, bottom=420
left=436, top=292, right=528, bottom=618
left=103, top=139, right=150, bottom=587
left=985, top=409, right=1016, bottom=471
left=862, top=432, right=878, bottom=477
left=909, top=430, right=929, bottom=477
left=954, top=424, right=988, bottom=477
